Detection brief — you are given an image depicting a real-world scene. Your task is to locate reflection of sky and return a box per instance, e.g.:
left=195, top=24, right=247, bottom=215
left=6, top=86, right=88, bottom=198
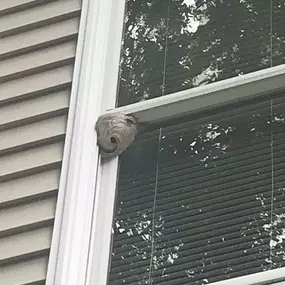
left=182, top=0, right=200, bottom=33
left=183, top=0, right=194, bottom=6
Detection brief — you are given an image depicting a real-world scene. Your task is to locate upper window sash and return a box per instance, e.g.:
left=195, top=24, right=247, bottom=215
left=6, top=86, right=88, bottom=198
left=108, top=63, right=285, bottom=124
left=46, top=0, right=125, bottom=285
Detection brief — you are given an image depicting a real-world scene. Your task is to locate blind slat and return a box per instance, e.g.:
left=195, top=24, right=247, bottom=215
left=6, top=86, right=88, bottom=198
left=110, top=75, right=285, bottom=284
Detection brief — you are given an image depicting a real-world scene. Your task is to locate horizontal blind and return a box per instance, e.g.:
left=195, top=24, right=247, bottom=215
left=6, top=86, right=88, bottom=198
left=117, top=0, right=285, bottom=106
left=109, top=91, right=285, bottom=285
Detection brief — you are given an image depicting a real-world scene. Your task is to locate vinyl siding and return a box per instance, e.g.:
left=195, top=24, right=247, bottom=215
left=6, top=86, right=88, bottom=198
left=0, top=0, right=81, bottom=284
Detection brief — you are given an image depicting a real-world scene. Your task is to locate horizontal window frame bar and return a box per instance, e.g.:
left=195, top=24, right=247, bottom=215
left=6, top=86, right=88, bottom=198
left=108, top=64, right=285, bottom=124
left=209, top=268, right=285, bottom=285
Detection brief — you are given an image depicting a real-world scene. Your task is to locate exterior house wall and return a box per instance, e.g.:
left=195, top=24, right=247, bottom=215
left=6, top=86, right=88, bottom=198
left=0, top=0, right=82, bottom=284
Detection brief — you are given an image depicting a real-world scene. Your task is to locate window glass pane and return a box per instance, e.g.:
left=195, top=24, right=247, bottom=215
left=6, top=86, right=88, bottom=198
left=273, top=1, right=285, bottom=66
left=109, top=92, right=285, bottom=285
left=117, top=0, right=283, bottom=106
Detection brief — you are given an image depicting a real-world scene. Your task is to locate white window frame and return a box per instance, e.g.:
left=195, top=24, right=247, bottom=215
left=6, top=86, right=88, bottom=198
left=45, top=0, right=285, bottom=285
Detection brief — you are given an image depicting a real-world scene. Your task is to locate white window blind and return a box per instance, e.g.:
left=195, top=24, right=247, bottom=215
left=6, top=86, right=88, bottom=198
left=109, top=91, right=285, bottom=285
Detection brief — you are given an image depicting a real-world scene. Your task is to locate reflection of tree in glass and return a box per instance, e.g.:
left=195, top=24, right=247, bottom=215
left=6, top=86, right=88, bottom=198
left=118, top=0, right=285, bottom=106
left=113, top=208, right=184, bottom=284
left=160, top=123, right=235, bottom=168
left=111, top=0, right=285, bottom=282
left=110, top=100, right=285, bottom=284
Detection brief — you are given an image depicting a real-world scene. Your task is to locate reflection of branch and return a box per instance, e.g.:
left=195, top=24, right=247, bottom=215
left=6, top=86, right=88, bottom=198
left=125, top=10, right=137, bottom=34
left=130, top=53, right=142, bottom=68
left=125, top=8, right=143, bottom=38
left=196, top=0, right=216, bottom=10
left=144, top=27, right=153, bottom=39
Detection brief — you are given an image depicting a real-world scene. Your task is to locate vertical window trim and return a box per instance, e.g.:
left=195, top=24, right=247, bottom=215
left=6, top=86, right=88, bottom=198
left=46, top=0, right=126, bottom=285
left=86, top=1, right=127, bottom=284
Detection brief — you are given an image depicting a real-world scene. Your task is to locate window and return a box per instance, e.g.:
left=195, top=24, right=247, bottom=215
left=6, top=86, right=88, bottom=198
left=103, top=1, right=285, bottom=285
left=47, top=1, right=285, bottom=285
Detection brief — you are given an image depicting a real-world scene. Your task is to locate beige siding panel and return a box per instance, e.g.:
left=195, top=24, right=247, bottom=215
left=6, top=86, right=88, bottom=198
left=0, top=90, right=69, bottom=128
left=0, top=17, right=79, bottom=58
left=0, top=257, right=48, bottom=285
left=0, top=0, right=81, bottom=36
left=0, top=115, right=67, bottom=153
left=0, top=0, right=54, bottom=13
left=0, top=41, right=76, bottom=82
left=0, top=197, right=56, bottom=234
left=0, top=226, right=52, bottom=262
left=0, top=0, right=82, bottom=283
left=0, top=170, right=59, bottom=206
left=0, top=142, right=64, bottom=180
left=0, top=0, right=39, bottom=11
left=0, top=65, right=73, bottom=103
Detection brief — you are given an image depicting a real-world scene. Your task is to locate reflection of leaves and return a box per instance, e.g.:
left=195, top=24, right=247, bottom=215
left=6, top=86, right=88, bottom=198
left=112, top=95, right=285, bottom=283
left=119, top=0, right=195, bottom=105
left=263, top=212, right=285, bottom=267
left=160, top=123, right=236, bottom=169
left=118, top=0, right=285, bottom=106
left=113, top=209, right=184, bottom=284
